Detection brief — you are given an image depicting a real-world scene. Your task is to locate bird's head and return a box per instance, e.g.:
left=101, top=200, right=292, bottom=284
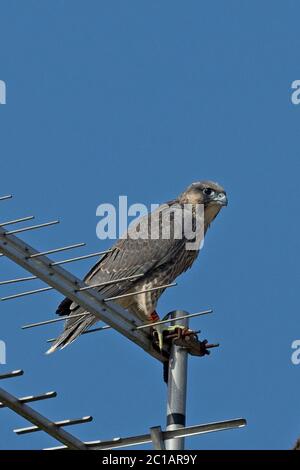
left=179, top=180, right=228, bottom=228
left=179, top=181, right=228, bottom=207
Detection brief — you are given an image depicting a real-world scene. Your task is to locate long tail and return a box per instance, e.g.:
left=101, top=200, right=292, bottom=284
left=46, top=315, right=96, bottom=354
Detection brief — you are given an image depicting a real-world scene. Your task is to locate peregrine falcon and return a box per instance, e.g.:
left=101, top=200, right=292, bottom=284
left=47, top=181, right=227, bottom=354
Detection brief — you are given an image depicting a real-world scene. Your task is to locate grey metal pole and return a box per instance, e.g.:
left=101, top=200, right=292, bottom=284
left=165, top=310, right=188, bottom=450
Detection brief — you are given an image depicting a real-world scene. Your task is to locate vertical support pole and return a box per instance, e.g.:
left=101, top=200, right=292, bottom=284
left=165, top=310, right=188, bottom=450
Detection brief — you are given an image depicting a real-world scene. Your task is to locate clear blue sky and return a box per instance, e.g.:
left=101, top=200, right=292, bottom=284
left=0, top=0, right=299, bottom=450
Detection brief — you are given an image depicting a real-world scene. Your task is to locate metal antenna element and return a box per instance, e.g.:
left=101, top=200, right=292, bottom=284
left=1, top=243, right=84, bottom=263
left=14, top=416, right=93, bottom=435
left=0, top=275, right=37, bottom=286
left=3, top=220, right=60, bottom=235
left=23, top=309, right=213, bottom=332
left=46, top=326, right=111, bottom=343
left=50, top=250, right=113, bottom=266
left=1, top=286, right=53, bottom=301
left=0, top=392, right=57, bottom=408
left=0, top=216, right=35, bottom=227
left=29, top=242, right=86, bottom=258
left=103, top=282, right=177, bottom=302
left=0, top=370, right=24, bottom=380
left=76, top=273, right=144, bottom=291
left=23, top=312, right=93, bottom=329
left=136, top=309, right=213, bottom=330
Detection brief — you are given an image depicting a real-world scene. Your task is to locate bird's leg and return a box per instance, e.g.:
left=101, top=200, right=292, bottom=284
left=149, top=311, right=164, bottom=350
left=150, top=311, right=191, bottom=350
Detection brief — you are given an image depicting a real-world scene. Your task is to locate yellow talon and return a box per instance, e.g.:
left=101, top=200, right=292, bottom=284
left=154, top=324, right=188, bottom=350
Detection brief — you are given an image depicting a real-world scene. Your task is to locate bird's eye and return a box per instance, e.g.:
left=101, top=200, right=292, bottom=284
left=203, top=188, right=215, bottom=196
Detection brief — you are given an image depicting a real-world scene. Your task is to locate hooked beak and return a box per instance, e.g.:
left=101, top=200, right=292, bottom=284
left=214, top=192, right=228, bottom=207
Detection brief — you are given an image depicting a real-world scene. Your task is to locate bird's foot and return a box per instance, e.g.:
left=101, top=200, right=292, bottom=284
left=153, top=324, right=193, bottom=351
